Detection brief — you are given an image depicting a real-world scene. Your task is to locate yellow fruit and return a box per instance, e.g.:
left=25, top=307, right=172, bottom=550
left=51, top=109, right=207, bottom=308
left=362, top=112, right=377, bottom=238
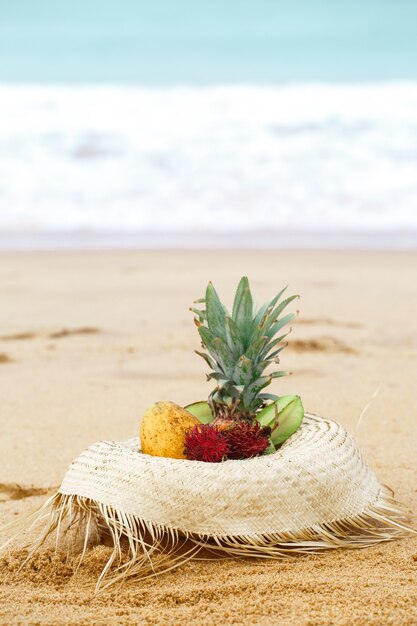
left=140, top=401, right=199, bottom=459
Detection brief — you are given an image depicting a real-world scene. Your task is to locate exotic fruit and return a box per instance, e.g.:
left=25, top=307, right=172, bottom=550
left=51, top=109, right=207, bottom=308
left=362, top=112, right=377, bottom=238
left=184, top=420, right=271, bottom=462
left=225, top=421, right=271, bottom=459
left=140, top=401, right=199, bottom=459
left=184, top=276, right=304, bottom=460
left=4, top=275, right=412, bottom=593
left=184, top=424, right=229, bottom=462
left=139, top=278, right=305, bottom=462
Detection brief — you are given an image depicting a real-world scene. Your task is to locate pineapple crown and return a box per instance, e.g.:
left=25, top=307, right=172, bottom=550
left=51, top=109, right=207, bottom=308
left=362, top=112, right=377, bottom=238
left=191, top=277, right=299, bottom=420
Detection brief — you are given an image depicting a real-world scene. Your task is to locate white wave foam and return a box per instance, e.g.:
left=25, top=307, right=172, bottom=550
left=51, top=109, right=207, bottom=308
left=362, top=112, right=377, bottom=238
left=1, top=83, right=417, bottom=239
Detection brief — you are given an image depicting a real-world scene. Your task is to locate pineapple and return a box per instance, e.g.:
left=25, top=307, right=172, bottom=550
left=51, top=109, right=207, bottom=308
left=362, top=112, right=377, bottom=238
left=190, top=276, right=299, bottom=425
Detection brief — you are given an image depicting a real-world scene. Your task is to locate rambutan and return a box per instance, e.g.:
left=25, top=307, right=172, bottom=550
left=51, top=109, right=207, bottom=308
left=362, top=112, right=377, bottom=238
left=225, top=421, right=270, bottom=460
left=185, top=421, right=270, bottom=463
left=184, top=424, right=229, bottom=463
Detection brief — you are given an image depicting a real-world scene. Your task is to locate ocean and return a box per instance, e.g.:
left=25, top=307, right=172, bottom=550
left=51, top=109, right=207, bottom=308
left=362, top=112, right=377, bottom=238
left=1, top=0, right=417, bottom=248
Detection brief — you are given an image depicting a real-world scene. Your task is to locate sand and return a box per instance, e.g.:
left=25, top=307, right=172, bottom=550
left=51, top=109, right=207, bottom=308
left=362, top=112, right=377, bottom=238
left=0, top=249, right=416, bottom=625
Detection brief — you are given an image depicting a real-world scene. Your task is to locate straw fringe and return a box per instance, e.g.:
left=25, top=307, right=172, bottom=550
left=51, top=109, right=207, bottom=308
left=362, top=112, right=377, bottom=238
left=2, top=484, right=413, bottom=593
left=2, top=415, right=414, bottom=591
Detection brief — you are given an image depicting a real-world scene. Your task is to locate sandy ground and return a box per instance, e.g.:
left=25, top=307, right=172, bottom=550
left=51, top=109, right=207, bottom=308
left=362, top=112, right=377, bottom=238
left=0, top=249, right=416, bottom=625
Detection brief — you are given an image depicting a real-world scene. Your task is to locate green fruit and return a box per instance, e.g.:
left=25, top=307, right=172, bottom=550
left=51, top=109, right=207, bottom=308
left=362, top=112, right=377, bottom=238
left=256, top=395, right=304, bottom=446
left=184, top=401, right=214, bottom=424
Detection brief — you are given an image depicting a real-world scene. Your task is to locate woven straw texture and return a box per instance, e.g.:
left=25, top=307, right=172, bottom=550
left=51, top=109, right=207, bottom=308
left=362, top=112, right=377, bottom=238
left=60, top=413, right=380, bottom=536
left=2, top=412, right=412, bottom=591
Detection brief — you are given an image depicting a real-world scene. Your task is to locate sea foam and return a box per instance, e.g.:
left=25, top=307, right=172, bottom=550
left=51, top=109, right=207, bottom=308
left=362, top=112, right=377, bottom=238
left=1, top=83, right=417, bottom=241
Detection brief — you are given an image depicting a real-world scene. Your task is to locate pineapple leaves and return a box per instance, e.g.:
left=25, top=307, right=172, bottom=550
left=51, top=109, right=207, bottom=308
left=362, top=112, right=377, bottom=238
left=242, top=376, right=271, bottom=408
left=266, top=295, right=299, bottom=329
left=232, top=276, right=253, bottom=347
left=198, top=327, right=234, bottom=375
left=245, top=334, right=269, bottom=361
left=233, top=354, right=254, bottom=385
left=258, top=393, right=279, bottom=401
left=270, top=370, right=290, bottom=379
left=195, top=350, right=216, bottom=370
left=232, top=276, right=250, bottom=320
left=260, top=333, right=290, bottom=359
left=266, top=312, right=297, bottom=339
left=205, top=282, right=228, bottom=342
left=253, top=285, right=288, bottom=327
left=225, top=316, right=244, bottom=356
left=190, top=307, right=207, bottom=324
left=192, top=277, right=298, bottom=418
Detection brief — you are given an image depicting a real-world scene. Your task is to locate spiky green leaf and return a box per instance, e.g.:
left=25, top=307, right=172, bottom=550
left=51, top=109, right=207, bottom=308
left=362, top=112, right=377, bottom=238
left=264, top=295, right=299, bottom=331
left=232, top=354, right=254, bottom=385
left=266, top=344, right=288, bottom=361
left=253, top=285, right=288, bottom=327
left=265, top=313, right=297, bottom=340
left=270, top=370, right=289, bottom=379
left=258, top=392, right=279, bottom=401
left=190, top=307, right=207, bottom=323
left=232, top=277, right=253, bottom=346
left=245, top=334, right=269, bottom=362
left=259, top=333, right=290, bottom=360
left=192, top=277, right=299, bottom=419
left=205, top=282, right=228, bottom=341
left=195, top=350, right=216, bottom=370
left=225, top=316, right=244, bottom=356
left=198, top=327, right=232, bottom=374
left=242, top=376, right=271, bottom=408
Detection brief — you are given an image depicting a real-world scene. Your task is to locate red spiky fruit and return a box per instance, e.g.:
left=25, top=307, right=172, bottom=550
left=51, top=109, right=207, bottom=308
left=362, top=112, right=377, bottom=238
left=225, top=421, right=270, bottom=459
left=184, top=424, right=229, bottom=462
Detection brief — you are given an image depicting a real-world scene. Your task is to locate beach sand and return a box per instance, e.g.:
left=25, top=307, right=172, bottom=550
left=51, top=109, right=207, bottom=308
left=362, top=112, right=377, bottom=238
left=0, top=249, right=416, bottom=625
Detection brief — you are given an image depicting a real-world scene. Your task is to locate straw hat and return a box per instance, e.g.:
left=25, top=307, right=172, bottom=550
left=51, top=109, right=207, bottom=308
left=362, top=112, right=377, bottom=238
left=3, top=413, right=412, bottom=591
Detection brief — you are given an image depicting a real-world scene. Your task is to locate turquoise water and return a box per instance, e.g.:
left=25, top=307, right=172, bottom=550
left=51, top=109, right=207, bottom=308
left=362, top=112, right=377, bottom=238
left=1, top=1, right=417, bottom=246
left=1, top=0, right=417, bottom=83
